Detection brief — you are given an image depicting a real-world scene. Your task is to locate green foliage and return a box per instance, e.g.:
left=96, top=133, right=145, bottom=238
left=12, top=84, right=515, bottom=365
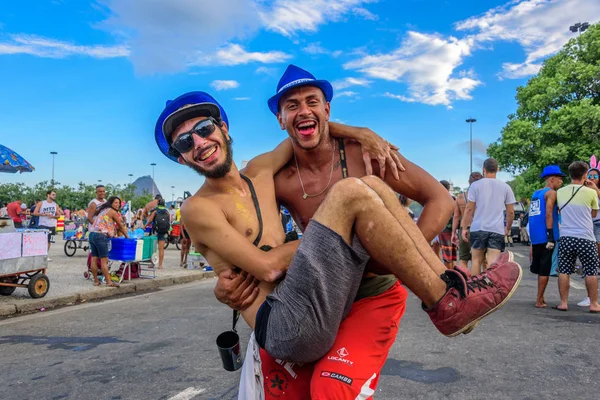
left=0, top=181, right=150, bottom=210
left=489, top=24, right=600, bottom=199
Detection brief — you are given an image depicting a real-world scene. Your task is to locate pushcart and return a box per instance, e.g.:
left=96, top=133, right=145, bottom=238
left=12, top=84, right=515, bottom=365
left=0, top=229, right=50, bottom=298
left=85, top=236, right=159, bottom=284
left=63, top=225, right=89, bottom=257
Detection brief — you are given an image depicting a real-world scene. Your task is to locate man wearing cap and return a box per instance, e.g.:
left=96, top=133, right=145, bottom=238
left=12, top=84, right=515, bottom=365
left=528, top=165, right=564, bottom=308
left=207, top=65, right=520, bottom=398
left=7, top=199, right=27, bottom=228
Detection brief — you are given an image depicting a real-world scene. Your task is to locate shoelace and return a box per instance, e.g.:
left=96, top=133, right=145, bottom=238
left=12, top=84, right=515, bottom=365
left=466, top=275, right=495, bottom=294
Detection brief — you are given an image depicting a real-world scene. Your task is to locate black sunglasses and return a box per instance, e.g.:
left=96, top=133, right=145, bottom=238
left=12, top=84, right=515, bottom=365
left=170, top=117, right=220, bottom=155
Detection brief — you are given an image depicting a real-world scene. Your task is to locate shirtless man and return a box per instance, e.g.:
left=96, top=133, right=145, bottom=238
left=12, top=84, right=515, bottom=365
left=155, top=76, right=522, bottom=399
left=452, top=172, right=483, bottom=269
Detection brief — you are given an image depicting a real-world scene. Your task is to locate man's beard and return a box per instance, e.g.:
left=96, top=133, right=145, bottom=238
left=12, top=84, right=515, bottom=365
left=291, top=119, right=327, bottom=151
left=187, top=135, right=234, bottom=179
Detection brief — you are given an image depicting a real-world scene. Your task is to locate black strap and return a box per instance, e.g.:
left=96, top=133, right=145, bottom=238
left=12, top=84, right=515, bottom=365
left=559, top=185, right=584, bottom=212
left=231, top=174, right=264, bottom=332
left=240, top=174, right=264, bottom=246
left=338, top=138, right=349, bottom=179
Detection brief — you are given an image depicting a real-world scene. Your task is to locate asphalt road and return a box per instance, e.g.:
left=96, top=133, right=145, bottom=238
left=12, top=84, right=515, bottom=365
left=1, top=245, right=599, bottom=400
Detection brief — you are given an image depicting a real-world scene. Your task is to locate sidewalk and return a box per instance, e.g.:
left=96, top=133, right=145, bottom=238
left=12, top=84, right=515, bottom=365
left=0, top=237, right=216, bottom=316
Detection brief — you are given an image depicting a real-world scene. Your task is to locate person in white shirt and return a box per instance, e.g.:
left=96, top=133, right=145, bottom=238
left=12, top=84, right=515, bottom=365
left=0, top=203, right=7, bottom=218
left=33, top=190, right=63, bottom=254
left=461, top=158, right=516, bottom=275
left=87, top=185, right=106, bottom=224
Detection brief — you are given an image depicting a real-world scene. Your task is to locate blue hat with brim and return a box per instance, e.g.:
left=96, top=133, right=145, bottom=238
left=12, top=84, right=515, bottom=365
left=268, top=64, right=333, bottom=115
left=155, top=91, right=229, bottom=163
left=540, top=165, right=566, bottom=179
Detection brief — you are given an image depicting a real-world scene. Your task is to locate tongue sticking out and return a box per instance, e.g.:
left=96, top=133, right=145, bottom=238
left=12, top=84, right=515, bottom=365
left=298, top=124, right=316, bottom=136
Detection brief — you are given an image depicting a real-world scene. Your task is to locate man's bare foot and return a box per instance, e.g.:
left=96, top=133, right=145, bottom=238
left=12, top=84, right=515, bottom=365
left=535, top=302, right=547, bottom=308
left=93, top=280, right=101, bottom=286
left=106, top=282, right=120, bottom=287
left=158, top=266, right=164, bottom=269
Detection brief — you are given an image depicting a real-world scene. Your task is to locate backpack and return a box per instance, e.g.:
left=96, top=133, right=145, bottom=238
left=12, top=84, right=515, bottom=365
left=154, top=209, right=171, bottom=234
left=117, top=262, right=140, bottom=280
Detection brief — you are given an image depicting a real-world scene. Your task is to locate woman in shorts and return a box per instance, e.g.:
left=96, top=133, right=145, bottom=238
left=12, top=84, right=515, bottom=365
left=88, top=196, right=129, bottom=287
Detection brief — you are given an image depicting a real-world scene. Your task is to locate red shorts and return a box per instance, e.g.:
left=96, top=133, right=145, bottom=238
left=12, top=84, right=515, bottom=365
left=260, top=282, right=408, bottom=399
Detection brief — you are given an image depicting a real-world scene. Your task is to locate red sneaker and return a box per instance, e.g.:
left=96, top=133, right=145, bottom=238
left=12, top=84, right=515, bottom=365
left=425, top=251, right=522, bottom=337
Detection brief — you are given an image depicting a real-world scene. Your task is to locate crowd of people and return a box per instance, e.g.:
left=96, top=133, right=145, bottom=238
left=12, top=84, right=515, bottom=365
left=0, top=185, right=192, bottom=283
left=423, top=158, right=599, bottom=313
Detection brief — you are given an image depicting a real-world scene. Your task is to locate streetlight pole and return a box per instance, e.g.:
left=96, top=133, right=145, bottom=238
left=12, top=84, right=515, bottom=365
left=128, top=174, right=133, bottom=185
left=171, top=186, right=175, bottom=203
left=150, top=163, right=157, bottom=197
left=50, top=151, right=58, bottom=185
left=465, top=118, right=476, bottom=174
left=569, top=22, right=589, bottom=36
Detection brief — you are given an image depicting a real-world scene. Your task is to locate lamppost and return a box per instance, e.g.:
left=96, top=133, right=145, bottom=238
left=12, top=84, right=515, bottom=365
left=465, top=118, right=476, bottom=174
left=150, top=163, right=157, bottom=196
left=128, top=174, right=133, bottom=185
left=50, top=151, right=58, bottom=185
left=171, top=186, right=175, bottom=203
left=569, top=22, right=590, bottom=35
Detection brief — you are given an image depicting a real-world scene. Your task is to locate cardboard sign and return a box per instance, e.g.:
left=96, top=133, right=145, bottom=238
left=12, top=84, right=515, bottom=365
left=22, top=232, right=48, bottom=256
left=0, top=232, right=22, bottom=260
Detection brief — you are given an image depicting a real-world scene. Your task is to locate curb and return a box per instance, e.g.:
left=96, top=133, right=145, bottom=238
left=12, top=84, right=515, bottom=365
left=0, top=271, right=216, bottom=317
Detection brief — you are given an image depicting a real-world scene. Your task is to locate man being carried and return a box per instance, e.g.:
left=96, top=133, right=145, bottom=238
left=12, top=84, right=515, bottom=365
left=155, top=84, right=521, bottom=397
left=528, top=165, right=564, bottom=308
left=461, top=158, right=516, bottom=275
left=452, top=172, right=483, bottom=269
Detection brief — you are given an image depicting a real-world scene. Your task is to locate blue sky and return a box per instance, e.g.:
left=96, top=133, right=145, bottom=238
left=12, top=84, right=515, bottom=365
left=1, top=0, right=599, bottom=198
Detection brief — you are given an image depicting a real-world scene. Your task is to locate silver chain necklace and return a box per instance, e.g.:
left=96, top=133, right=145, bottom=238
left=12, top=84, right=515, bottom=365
left=293, top=140, right=336, bottom=200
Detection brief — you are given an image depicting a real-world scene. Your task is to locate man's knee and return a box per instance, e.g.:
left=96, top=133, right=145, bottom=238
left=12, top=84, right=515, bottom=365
left=327, top=178, right=374, bottom=206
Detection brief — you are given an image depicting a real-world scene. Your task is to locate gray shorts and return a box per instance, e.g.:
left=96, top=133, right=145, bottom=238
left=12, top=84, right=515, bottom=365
left=254, top=220, right=369, bottom=363
left=470, top=230, right=504, bottom=251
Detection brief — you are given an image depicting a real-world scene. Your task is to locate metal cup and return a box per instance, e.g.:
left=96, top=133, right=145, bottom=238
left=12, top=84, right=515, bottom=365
left=216, top=330, right=244, bottom=371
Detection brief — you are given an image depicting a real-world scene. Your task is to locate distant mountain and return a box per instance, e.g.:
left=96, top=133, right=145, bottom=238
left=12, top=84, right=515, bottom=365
left=132, top=175, right=161, bottom=197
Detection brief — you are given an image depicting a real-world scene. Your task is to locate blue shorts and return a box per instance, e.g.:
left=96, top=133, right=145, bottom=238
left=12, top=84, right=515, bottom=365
left=89, top=232, right=110, bottom=258
left=156, top=233, right=167, bottom=242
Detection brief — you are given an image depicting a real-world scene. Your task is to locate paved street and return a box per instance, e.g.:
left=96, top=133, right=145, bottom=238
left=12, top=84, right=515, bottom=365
left=1, top=245, right=599, bottom=400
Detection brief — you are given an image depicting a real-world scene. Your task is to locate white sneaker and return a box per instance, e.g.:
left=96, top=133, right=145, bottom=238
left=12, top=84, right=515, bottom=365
left=577, top=297, right=591, bottom=307
left=47, top=257, right=52, bottom=262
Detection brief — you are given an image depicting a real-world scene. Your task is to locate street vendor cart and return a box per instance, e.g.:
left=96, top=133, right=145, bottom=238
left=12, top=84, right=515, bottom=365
left=0, top=221, right=50, bottom=298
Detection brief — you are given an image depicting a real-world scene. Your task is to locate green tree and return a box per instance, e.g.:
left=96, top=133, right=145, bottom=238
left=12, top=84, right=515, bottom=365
left=488, top=24, right=600, bottom=199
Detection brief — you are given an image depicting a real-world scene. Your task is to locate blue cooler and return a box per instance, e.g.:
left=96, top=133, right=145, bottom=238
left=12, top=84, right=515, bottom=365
left=109, top=238, right=137, bottom=261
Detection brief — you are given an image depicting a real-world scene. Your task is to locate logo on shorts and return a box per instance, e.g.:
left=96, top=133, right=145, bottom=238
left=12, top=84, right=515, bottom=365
left=327, top=347, right=354, bottom=365
left=320, top=371, right=353, bottom=386
left=265, top=369, right=288, bottom=398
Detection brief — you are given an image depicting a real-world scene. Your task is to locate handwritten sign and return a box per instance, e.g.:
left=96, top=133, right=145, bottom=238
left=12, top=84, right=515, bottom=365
left=22, top=232, right=48, bottom=257
left=0, top=233, right=22, bottom=260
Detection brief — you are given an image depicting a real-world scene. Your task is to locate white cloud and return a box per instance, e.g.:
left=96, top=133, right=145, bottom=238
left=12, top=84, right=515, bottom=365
left=352, top=7, right=378, bottom=21
left=336, top=91, right=358, bottom=98
left=234, top=97, right=251, bottom=100
left=498, top=61, right=542, bottom=79
left=345, top=31, right=480, bottom=107
left=0, top=34, right=128, bottom=58
left=302, top=42, right=343, bottom=57
left=455, top=0, right=600, bottom=79
left=303, top=42, right=329, bottom=55
left=256, top=66, right=278, bottom=75
left=99, top=0, right=263, bottom=73
left=332, top=77, right=372, bottom=90
left=260, top=0, right=378, bottom=37
left=211, top=80, right=240, bottom=90
left=193, top=44, right=292, bottom=66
